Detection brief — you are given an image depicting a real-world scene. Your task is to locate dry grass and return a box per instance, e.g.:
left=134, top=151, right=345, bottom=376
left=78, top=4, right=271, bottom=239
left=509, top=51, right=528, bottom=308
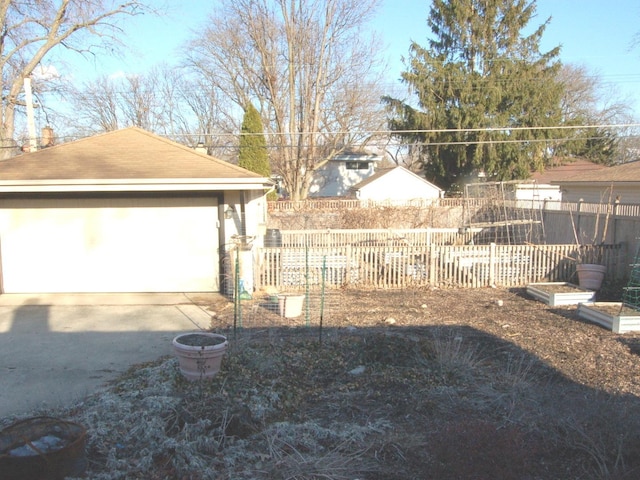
left=5, top=287, right=640, bottom=479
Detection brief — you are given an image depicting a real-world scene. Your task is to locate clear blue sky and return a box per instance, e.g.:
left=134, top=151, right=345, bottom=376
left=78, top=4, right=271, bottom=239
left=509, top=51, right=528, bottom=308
left=57, top=0, right=640, bottom=118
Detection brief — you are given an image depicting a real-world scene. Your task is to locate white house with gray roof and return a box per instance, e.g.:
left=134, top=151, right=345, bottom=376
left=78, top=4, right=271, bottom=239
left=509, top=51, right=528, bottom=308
left=350, top=166, right=444, bottom=203
left=308, top=152, right=383, bottom=197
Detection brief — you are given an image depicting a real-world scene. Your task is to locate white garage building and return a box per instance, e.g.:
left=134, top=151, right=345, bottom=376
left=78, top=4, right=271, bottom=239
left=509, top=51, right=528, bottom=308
left=0, top=128, right=272, bottom=293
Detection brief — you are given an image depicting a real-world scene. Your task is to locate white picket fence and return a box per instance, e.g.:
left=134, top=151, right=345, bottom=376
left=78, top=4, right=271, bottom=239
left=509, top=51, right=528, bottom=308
left=255, top=242, right=621, bottom=290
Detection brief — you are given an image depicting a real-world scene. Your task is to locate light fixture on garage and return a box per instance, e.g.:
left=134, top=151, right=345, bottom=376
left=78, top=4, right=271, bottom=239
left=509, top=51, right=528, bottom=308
left=224, top=206, right=235, bottom=219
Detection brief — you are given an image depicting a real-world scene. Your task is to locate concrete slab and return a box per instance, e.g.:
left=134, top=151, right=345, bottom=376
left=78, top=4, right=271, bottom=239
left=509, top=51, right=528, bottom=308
left=0, top=292, right=224, bottom=306
left=0, top=294, right=226, bottom=418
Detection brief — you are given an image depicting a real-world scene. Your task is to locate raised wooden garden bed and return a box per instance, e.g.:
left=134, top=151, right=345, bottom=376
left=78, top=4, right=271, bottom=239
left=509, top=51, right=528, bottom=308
left=577, top=302, right=640, bottom=333
left=526, top=282, right=595, bottom=307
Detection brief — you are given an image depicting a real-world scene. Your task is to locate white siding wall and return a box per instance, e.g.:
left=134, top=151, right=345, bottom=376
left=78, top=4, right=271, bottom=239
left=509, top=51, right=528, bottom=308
left=309, top=161, right=374, bottom=197
left=357, top=169, right=441, bottom=201
left=516, top=184, right=562, bottom=204
left=223, top=191, right=268, bottom=240
left=560, top=184, right=639, bottom=204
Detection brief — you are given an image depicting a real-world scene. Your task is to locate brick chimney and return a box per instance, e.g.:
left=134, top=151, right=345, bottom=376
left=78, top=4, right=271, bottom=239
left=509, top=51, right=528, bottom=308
left=194, top=142, right=208, bottom=154
left=41, top=126, right=54, bottom=148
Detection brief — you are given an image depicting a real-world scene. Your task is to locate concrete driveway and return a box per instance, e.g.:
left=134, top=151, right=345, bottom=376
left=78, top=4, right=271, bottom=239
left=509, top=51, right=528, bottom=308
left=0, top=293, right=223, bottom=418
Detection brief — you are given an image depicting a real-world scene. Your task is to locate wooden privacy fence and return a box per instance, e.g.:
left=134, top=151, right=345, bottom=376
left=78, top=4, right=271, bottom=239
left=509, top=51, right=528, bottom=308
left=256, top=243, right=622, bottom=290
left=268, top=197, right=491, bottom=212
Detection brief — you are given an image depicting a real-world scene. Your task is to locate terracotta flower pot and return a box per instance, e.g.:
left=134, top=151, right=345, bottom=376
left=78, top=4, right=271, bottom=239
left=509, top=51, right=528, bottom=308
left=172, top=332, right=228, bottom=381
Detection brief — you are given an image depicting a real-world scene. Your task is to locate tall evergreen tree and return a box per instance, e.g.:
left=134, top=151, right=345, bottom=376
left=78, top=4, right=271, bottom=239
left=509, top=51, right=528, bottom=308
left=239, top=103, right=270, bottom=174
left=385, top=0, right=563, bottom=193
left=239, top=103, right=276, bottom=200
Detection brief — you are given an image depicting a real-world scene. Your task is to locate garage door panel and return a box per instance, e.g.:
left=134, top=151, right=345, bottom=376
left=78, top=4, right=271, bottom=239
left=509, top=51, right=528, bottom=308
left=0, top=196, right=219, bottom=293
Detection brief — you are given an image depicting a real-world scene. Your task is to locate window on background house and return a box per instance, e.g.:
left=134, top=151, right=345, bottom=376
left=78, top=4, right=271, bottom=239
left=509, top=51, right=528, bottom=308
left=345, top=162, right=370, bottom=170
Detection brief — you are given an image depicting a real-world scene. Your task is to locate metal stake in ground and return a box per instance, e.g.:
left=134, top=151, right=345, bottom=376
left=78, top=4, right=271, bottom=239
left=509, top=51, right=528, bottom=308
left=233, top=254, right=241, bottom=338
left=319, top=255, right=326, bottom=345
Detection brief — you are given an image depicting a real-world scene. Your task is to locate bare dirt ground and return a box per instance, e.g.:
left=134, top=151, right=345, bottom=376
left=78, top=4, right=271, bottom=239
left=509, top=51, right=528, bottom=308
left=7, top=287, right=640, bottom=479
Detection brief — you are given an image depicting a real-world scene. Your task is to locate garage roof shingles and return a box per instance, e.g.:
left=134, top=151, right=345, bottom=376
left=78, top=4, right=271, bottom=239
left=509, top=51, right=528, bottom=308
left=0, top=127, right=263, bottom=181
left=551, top=159, right=640, bottom=184
left=529, top=158, right=607, bottom=184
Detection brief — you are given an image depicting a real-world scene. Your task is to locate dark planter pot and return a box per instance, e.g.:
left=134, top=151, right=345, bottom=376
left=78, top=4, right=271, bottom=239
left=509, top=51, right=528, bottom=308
left=0, top=416, right=87, bottom=480
left=576, top=263, right=606, bottom=290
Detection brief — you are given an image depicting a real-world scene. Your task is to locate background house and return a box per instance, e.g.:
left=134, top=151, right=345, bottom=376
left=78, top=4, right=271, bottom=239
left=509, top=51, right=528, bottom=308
left=525, top=158, right=607, bottom=203
left=350, top=166, right=443, bottom=203
left=552, top=160, right=640, bottom=203
left=308, top=152, right=382, bottom=197
left=0, top=127, right=272, bottom=294
left=513, top=182, right=562, bottom=206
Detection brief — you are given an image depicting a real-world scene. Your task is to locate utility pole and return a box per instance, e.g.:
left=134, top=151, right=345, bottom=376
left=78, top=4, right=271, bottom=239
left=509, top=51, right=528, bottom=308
left=23, top=77, right=37, bottom=152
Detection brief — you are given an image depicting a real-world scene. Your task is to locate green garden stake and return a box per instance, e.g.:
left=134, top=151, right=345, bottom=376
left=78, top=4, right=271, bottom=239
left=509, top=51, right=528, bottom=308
left=319, top=255, right=326, bottom=345
left=305, top=243, right=310, bottom=327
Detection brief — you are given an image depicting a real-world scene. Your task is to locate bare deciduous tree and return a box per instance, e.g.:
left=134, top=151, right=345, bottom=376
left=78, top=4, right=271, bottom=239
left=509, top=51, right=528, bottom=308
left=558, top=64, right=631, bottom=125
left=174, top=77, right=240, bottom=159
left=0, top=0, right=149, bottom=158
left=119, top=73, right=159, bottom=131
left=184, top=0, right=387, bottom=200
left=65, top=70, right=166, bottom=134
left=64, top=65, right=241, bottom=159
left=554, top=63, right=634, bottom=164
left=67, top=75, right=120, bottom=133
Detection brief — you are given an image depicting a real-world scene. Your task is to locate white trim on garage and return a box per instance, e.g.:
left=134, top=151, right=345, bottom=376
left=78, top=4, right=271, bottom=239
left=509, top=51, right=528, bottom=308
left=0, top=178, right=271, bottom=193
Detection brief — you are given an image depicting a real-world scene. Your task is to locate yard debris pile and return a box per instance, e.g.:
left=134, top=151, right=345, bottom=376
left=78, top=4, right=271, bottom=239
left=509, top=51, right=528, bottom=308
left=4, top=287, right=640, bottom=479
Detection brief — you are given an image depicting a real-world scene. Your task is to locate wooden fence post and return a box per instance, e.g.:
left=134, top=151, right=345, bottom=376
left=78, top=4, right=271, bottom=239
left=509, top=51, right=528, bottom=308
left=489, top=243, right=496, bottom=286
left=612, top=198, right=620, bottom=246
left=345, top=244, right=352, bottom=284
left=430, top=247, right=438, bottom=286
left=576, top=199, right=583, bottom=241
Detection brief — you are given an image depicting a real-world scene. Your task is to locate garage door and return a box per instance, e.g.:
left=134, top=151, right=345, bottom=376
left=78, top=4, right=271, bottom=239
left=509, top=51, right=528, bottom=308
left=0, top=195, right=219, bottom=293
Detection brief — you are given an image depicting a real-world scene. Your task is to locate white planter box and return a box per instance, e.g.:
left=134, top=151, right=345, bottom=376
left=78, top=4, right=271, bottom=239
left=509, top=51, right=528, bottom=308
left=526, top=282, right=595, bottom=307
left=278, top=293, right=305, bottom=318
left=577, top=302, right=640, bottom=333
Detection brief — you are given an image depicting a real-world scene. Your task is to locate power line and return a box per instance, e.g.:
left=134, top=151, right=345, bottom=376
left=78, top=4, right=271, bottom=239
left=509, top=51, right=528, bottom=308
left=169, top=123, right=640, bottom=138
left=26, top=123, right=639, bottom=152
left=399, top=135, right=618, bottom=147
left=193, top=134, right=638, bottom=151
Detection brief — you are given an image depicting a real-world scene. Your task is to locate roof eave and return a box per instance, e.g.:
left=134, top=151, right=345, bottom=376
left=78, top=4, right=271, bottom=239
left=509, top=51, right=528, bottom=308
left=551, top=180, right=640, bottom=186
left=0, top=178, right=273, bottom=193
